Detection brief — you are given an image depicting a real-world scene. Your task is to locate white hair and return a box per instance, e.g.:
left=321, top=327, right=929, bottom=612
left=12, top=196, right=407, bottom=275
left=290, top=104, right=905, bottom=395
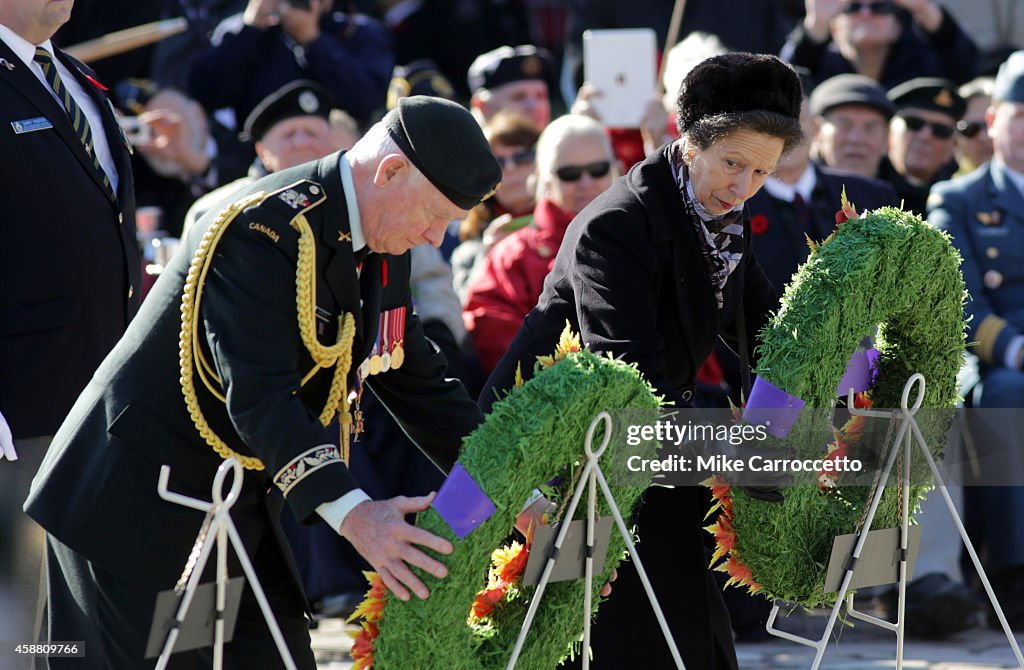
left=661, top=32, right=730, bottom=113
left=533, top=114, right=617, bottom=200
left=347, top=121, right=430, bottom=189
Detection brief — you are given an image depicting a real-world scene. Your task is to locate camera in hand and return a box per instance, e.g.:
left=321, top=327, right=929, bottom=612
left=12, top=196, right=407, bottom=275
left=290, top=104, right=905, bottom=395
left=120, top=116, right=152, bottom=145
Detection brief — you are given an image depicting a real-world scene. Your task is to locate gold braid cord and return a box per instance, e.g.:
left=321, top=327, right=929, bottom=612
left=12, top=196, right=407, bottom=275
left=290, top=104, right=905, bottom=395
left=179, top=193, right=357, bottom=471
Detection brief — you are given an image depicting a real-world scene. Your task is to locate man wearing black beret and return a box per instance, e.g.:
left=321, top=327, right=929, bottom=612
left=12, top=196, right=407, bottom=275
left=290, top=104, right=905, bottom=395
left=26, top=96, right=501, bottom=668
left=879, top=76, right=964, bottom=214
left=184, top=80, right=339, bottom=231
left=468, top=44, right=554, bottom=131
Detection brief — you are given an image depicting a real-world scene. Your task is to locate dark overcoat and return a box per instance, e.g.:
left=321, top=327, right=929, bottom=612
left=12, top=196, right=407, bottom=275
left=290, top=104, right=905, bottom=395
left=0, top=40, right=140, bottom=439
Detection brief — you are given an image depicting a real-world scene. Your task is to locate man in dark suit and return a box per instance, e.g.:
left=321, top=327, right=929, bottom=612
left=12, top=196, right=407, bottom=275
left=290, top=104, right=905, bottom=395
left=0, top=0, right=140, bottom=651
left=25, top=96, right=500, bottom=668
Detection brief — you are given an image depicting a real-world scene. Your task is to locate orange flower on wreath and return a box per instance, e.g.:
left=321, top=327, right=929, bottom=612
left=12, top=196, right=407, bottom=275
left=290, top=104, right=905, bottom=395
left=537, top=321, right=581, bottom=368
left=702, top=475, right=761, bottom=594
left=348, top=571, right=387, bottom=670
left=469, top=540, right=531, bottom=622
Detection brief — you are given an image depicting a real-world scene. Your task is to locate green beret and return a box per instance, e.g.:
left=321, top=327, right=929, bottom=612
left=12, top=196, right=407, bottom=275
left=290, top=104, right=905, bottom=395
left=384, top=96, right=502, bottom=210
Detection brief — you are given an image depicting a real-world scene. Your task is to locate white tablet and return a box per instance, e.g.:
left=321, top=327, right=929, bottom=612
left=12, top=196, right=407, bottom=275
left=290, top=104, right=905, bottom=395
left=582, top=28, right=658, bottom=128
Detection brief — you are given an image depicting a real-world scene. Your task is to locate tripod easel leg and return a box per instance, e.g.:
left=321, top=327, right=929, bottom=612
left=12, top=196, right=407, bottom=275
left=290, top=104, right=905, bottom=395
left=506, top=413, right=686, bottom=670
left=909, top=419, right=1024, bottom=668
left=767, top=410, right=913, bottom=669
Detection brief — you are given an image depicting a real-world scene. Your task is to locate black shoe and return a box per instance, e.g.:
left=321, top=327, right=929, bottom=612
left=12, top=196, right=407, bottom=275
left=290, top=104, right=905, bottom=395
left=882, top=573, right=976, bottom=639
left=987, top=568, right=1024, bottom=631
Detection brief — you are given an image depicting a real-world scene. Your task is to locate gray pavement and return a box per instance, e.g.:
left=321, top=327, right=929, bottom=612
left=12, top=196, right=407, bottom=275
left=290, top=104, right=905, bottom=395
left=310, top=608, right=1024, bottom=669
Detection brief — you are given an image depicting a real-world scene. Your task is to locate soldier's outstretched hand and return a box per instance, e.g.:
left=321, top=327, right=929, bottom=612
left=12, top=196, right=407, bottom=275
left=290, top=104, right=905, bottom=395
left=339, top=493, right=452, bottom=601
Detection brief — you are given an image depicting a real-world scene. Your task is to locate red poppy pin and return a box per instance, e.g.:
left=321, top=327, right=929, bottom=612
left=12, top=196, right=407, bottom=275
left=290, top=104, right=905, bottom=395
left=751, top=214, right=769, bottom=235
left=84, top=73, right=108, bottom=91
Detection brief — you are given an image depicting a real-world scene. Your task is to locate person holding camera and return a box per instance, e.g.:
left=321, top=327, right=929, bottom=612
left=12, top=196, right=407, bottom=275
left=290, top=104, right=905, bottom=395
left=188, top=0, right=394, bottom=130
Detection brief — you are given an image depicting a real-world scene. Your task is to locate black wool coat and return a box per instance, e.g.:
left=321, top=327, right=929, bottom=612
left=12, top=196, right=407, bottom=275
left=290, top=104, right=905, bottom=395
left=482, top=145, right=779, bottom=409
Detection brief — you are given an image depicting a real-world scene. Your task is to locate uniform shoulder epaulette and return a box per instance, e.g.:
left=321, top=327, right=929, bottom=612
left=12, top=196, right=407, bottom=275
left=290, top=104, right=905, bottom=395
left=243, top=179, right=328, bottom=246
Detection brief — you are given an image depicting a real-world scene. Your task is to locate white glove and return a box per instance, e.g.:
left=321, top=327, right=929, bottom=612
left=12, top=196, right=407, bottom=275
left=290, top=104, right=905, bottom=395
left=0, top=410, right=17, bottom=462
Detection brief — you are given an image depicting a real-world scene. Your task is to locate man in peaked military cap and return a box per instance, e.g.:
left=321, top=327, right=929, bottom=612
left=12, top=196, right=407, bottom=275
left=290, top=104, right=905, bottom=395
left=929, top=50, right=1024, bottom=632
left=26, top=96, right=501, bottom=668
left=468, top=44, right=554, bottom=131
left=880, top=76, right=965, bottom=213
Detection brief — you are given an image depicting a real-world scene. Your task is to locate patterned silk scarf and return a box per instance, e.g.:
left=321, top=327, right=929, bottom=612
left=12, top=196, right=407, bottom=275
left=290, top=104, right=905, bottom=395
left=669, top=143, right=745, bottom=309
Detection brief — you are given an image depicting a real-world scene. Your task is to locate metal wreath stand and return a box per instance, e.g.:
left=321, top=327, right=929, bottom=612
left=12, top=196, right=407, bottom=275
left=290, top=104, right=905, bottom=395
left=155, top=458, right=298, bottom=670
left=765, top=373, right=1024, bottom=670
left=505, top=411, right=687, bottom=670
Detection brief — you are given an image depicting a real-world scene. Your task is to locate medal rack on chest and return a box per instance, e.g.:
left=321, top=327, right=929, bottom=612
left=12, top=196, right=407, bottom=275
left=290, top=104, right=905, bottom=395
left=345, top=257, right=406, bottom=461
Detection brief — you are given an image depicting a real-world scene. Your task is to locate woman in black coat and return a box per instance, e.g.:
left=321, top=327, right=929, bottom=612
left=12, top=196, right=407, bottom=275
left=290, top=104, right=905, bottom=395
left=479, top=53, right=805, bottom=669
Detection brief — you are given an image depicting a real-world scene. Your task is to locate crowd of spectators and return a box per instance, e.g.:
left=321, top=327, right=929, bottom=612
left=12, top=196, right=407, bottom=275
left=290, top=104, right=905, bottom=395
left=6, top=0, right=1024, bottom=655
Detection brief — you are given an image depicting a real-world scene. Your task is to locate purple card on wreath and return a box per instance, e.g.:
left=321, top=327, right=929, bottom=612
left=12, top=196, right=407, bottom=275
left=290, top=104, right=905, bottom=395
left=742, top=376, right=806, bottom=440
left=835, top=347, right=879, bottom=396
left=432, top=462, right=496, bottom=539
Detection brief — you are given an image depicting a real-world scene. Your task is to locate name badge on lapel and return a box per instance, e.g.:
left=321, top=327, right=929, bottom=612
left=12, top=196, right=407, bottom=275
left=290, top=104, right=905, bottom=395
left=11, top=117, right=53, bottom=134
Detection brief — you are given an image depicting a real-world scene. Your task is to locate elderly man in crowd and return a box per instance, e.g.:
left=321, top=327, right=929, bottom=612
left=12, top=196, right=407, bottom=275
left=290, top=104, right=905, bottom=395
left=810, top=73, right=894, bottom=179
left=468, top=44, right=554, bottom=132
left=880, top=76, right=964, bottom=214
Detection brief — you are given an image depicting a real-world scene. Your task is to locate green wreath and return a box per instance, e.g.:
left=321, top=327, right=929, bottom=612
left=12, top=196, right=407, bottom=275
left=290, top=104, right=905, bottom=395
left=712, top=203, right=966, bottom=607
left=352, top=332, right=663, bottom=669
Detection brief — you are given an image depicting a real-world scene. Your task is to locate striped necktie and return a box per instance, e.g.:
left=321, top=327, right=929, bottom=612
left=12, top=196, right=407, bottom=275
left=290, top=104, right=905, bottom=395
left=33, top=47, right=116, bottom=203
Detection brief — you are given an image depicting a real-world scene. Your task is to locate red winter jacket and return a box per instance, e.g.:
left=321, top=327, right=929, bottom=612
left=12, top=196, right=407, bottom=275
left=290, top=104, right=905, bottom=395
left=463, top=199, right=576, bottom=374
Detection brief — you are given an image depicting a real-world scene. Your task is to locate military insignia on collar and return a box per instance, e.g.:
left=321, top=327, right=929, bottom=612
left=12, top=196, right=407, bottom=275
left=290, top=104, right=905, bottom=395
left=279, top=188, right=311, bottom=210
left=338, top=230, right=352, bottom=242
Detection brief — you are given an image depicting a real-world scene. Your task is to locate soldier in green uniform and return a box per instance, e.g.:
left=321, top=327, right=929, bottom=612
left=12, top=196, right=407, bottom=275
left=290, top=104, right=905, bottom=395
left=25, top=96, right=500, bottom=669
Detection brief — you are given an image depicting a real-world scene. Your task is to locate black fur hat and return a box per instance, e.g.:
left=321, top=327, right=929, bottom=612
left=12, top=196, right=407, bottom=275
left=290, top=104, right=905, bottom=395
left=676, top=52, right=803, bottom=131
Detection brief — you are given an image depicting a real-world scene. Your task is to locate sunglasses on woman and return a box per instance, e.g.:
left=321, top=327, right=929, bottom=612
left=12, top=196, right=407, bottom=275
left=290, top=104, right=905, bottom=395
left=899, top=114, right=956, bottom=139
left=842, top=1, right=895, bottom=15
left=956, top=120, right=986, bottom=139
left=495, top=148, right=536, bottom=170
left=554, top=160, right=612, bottom=182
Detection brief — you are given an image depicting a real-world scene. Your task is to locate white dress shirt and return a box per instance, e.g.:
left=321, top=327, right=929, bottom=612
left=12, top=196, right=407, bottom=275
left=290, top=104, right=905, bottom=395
left=315, top=153, right=372, bottom=532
